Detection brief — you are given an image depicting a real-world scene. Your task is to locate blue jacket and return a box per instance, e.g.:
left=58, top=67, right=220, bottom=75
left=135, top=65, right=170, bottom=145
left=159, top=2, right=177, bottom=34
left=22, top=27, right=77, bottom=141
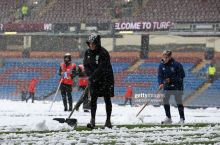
left=158, top=58, right=185, bottom=90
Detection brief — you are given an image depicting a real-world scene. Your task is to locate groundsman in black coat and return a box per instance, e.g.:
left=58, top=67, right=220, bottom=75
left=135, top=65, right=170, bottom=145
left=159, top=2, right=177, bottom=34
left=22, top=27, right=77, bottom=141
left=83, top=33, right=114, bottom=128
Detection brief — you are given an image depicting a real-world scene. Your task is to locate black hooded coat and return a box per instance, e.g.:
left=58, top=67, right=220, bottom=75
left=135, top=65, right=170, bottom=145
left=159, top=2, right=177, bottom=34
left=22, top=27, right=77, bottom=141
left=83, top=34, right=114, bottom=98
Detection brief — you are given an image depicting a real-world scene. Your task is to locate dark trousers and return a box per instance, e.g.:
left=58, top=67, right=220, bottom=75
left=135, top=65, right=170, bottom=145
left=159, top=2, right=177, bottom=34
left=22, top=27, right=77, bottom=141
left=26, top=92, right=34, bottom=103
left=78, top=86, right=91, bottom=110
left=91, top=96, right=112, bottom=121
left=209, top=75, right=214, bottom=83
left=83, top=96, right=91, bottom=110
left=60, top=83, right=72, bottom=109
left=163, top=90, right=185, bottom=120
left=75, top=86, right=91, bottom=110
left=21, top=91, right=27, bottom=101
left=124, top=98, right=132, bottom=106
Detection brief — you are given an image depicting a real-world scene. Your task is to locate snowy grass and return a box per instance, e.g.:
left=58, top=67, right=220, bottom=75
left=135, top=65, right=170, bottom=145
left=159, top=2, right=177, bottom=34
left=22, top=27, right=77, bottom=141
left=1, top=100, right=220, bottom=144
left=1, top=123, right=220, bottom=144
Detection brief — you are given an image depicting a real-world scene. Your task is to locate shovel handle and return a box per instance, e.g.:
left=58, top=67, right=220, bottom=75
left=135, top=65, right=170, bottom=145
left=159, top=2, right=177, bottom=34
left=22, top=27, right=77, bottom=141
left=67, top=86, right=89, bottom=119
left=136, top=102, right=148, bottom=117
left=136, top=88, right=162, bottom=117
left=49, top=78, right=63, bottom=112
left=68, top=107, right=76, bottom=119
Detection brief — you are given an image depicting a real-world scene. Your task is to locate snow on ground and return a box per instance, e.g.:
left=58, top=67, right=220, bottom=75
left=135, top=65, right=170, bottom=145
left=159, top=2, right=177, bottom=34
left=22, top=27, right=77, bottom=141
left=1, top=100, right=220, bottom=144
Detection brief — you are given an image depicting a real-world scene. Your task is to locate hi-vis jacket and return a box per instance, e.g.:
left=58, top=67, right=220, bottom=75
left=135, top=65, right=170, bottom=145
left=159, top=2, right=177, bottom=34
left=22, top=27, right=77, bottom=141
left=78, top=64, right=88, bottom=87
left=59, top=63, right=77, bottom=85
left=208, top=66, right=216, bottom=75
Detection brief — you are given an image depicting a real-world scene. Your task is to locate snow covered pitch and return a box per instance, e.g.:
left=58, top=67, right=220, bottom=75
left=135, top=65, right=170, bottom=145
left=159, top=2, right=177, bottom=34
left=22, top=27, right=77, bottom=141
left=1, top=100, right=220, bottom=144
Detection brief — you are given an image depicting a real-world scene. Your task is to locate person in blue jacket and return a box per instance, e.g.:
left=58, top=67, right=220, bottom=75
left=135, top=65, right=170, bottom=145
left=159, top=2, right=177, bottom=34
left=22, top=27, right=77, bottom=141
left=158, top=50, right=185, bottom=124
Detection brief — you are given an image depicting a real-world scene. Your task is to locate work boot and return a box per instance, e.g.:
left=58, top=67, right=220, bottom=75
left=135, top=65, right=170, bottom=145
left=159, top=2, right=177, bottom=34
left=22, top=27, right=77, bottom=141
left=63, top=99, right=67, bottom=111
left=104, top=119, right=112, bottom=128
left=83, top=104, right=90, bottom=113
left=178, top=118, right=185, bottom=125
left=161, top=117, right=172, bottom=124
left=69, top=104, right=72, bottom=111
left=31, top=95, right=34, bottom=103
left=87, top=118, right=95, bottom=129
left=68, top=100, right=73, bottom=111
left=64, top=106, right=68, bottom=111
left=84, top=109, right=90, bottom=112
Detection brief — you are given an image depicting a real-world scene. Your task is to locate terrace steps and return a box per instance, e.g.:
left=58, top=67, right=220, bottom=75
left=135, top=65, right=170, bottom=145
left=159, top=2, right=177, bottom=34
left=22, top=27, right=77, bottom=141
left=183, top=82, right=211, bottom=106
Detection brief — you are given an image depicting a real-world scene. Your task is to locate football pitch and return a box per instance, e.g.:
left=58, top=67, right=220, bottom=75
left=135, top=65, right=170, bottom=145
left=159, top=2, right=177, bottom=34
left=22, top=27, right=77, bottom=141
left=1, top=123, right=220, bottom=144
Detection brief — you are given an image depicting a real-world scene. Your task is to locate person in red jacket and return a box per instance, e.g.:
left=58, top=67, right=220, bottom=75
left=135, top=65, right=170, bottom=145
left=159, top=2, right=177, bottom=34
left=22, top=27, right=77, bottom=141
left=74, top=64, right=91, bottom=112
left=78, top=64, right=89, bottom=90
left=59, top=53, right=77, bottom=111
left=26, top=78, right=38, bottom=103
left=123, top=86, right=133, bottom=106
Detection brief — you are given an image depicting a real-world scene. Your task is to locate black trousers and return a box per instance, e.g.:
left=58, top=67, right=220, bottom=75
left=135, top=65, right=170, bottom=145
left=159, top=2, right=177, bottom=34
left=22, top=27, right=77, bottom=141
left=79, top=86, right=91, bottom=110
left=75, top=86, right=91, bottom=110
left=21, top=92, right=27, bottom=101
left=91, top=96, right=112, bottom=121
left=209, top=75, right=214, bottom=83
left=26, top=92, right=34, bottom=103
left=163, top=90, right=185, bottom=120
left=124, top=98, right=132, bottom=106
left=60, top=83, right=72, bottom=109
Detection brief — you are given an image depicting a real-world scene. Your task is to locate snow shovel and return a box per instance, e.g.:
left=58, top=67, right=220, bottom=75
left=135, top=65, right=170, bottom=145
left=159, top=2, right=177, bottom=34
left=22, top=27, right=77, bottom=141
left=53, top=107, right=77, bottom=127
left=49, top=78, right=63, bottom=112
left=53, top=86, right=89, bottom=126
left=136, top=87, right=163, bottom=117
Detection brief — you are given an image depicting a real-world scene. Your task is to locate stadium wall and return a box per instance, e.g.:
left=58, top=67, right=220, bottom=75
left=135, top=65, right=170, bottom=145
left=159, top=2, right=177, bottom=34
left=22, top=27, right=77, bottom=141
left=0, top=34, right=219, bottom=53
left=111, top=35, right=220, bottom=52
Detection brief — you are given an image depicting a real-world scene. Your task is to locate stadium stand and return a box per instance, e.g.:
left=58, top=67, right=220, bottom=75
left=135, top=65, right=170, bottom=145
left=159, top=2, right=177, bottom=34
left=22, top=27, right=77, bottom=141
left=0, top=49, right=213, bottom=105
left=0, top=0, right=20, bottom=23
left=123, top=0, right=220, bottom=22
left=188, top=78, right=220, bottom=107
left=25, top=0, right=113, bottom=23
left=0, top=58, right=60, bottom=100
left=0, top=50, right=219, bottom=107
left=0, top=0, right=219, bottom=108
left=185, top=60, right=220, bottom=107
left=0, top=0, right=218, bottom=24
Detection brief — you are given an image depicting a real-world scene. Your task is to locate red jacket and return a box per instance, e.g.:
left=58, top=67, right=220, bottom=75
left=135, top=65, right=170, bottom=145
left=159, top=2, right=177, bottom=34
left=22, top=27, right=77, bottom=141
left=125, top=87, right=133, bottom=99
left=29, top=78, right=38, bottom=93
left=60, top=63, right=76, bottom=85
left=78, top=64, right=88, bottom=87
left=78, top=77, right=88, bottom=87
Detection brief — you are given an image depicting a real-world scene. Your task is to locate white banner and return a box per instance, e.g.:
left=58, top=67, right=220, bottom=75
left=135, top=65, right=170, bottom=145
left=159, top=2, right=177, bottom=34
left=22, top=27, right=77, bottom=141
left=115, top=21, right=174, bottom=31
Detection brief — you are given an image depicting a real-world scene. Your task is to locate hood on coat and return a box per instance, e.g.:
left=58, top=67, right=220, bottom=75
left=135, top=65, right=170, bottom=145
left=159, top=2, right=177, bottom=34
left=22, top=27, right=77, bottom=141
left=86, top=33, right=101, bottom=48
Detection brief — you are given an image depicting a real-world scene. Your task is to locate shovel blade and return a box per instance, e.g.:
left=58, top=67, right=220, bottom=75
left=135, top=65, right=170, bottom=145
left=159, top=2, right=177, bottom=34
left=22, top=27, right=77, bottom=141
left=53, top=118, right=66, bottom=123
left=66, top=118, right=77, bottom=127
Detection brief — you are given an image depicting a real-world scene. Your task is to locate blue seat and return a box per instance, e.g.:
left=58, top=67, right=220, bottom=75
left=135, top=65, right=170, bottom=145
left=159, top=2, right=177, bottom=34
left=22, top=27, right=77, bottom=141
left=187, top=78, right=220, bottom=107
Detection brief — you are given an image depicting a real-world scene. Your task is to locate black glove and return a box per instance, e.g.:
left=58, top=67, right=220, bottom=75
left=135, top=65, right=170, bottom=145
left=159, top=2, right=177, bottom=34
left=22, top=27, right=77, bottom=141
left=164, top=78, right=171, bottom=84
